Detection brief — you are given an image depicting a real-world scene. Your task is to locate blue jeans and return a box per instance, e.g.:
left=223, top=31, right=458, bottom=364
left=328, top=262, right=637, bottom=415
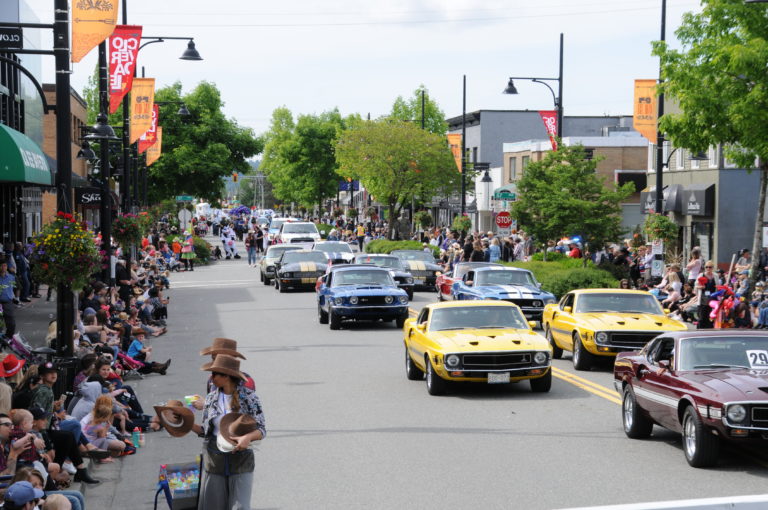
left=58, top=418, right=83, bottom=444
left=759, top=307, right=768, bottom=326
left=247, top=247, right=257, bottom=265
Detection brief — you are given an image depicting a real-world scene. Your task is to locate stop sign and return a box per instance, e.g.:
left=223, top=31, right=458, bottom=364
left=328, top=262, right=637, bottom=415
left=495, top=212, right=512, bottom=229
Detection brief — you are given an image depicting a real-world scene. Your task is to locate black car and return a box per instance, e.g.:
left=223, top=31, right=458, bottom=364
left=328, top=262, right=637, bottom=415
left=354, top=254, right=415, bottom=299
left=390, top=250, right=443, bottom=291
left=274, top=250, right=329, bottom=292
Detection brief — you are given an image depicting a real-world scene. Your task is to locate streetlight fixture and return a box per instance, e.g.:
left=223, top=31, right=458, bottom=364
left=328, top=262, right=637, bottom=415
left=179, top=39, right=203, bottom=60
left=480, top=168, right=493, bottom=213
left=76, top=141, right=96, bottom=160
left=503, top=33, right=564, bottom=139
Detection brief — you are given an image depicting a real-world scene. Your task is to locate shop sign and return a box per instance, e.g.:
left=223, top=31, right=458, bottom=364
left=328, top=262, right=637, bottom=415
left=0, top=27, right=23, bottom=49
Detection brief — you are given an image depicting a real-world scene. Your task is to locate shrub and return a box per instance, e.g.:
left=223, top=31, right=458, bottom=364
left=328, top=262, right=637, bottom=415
left=365, top=240, right=440, bottom=258
left=316, top=223, right=334, bottom=238
left=504, top=259, right=618, bottom=297
left=168, top=235, right=210, bottom=264
left=452, top=215, right=472, bottom=233
left=530, top=251, right=567, bottom=262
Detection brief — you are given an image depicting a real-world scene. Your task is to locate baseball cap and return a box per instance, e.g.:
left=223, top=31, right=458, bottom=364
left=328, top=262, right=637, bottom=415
left=37, top=361, right=58, bottom=375
left=29, top=406, right=51, bottom=421
left=5, top=481, right=44, bottom=506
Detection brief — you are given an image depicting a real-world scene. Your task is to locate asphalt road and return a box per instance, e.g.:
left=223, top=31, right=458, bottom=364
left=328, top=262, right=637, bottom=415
left=90, top=249, right=768, bottom=509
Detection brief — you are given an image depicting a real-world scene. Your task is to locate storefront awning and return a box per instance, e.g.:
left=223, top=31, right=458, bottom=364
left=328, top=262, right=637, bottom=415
left=493, top=183, right=517, bottom=201
left=0, top=124, right=52, bottom=186
left=683, top=183, right=715, bottom=216
left=639, top=184, right=683, bottom=214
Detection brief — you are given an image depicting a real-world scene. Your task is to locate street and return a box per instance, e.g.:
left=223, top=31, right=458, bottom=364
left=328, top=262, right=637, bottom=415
left=96, top=248, right=768, bottom=510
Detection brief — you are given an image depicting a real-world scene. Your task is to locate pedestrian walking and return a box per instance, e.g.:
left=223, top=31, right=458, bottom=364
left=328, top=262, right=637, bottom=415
left=245, top=232, right=257, bottom=266
left=255, top=227, right=265, bottom=254
left=0, top=256, right=17, bottom=339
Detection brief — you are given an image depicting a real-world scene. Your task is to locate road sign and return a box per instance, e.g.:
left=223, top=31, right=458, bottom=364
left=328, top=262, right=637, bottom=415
left=176, top=195, right=194, bottom=202
left=495, top=211, right=512, bottom=229
left=177, top=209, right=192, bottom=232
left=651, top=259, right=664, bottom=277
left=651, top=239, right=664, bottom=255
left=495, top=191, right=516, bottom=201
left=0, top=28, right=23, bottom=49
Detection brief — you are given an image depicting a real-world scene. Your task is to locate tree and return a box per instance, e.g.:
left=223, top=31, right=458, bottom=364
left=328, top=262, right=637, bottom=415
left=147, top=82, right=263, bottom=203
left=260, top=107, right=297, bottom=203
left=335, top=119, right=458, bottom=239
left=389, top=85, right=449, bottom=136
left=511, top=143, right=634, bottom=253
left=653, top=0, right=768, bottom=286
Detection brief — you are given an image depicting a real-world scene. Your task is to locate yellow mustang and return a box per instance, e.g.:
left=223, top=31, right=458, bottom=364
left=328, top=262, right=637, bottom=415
left=403, top=301, right=552, bottom=395
left=542, top=289, right=687, bottom=371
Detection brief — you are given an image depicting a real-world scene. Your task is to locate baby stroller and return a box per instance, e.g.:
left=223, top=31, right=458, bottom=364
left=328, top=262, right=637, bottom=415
left=116, top=351, right=145, bottom=380
left=0, top=332, right=47, bottom=365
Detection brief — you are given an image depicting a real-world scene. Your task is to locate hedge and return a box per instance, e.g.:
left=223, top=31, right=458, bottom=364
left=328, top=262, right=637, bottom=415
left=365, top=240, right=440, bottom=259
left=316, top=223, right=334, bottom=238
left=168, top=235, right=211, bottom=264
left=503, top=259, right=618, bottom=297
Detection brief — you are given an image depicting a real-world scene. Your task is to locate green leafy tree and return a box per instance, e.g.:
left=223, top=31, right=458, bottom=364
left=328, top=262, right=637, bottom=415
left=511, top=143, right=634, bottom=254
left=147, top=82, right=263, bottom=203
left=653, top=0, right=768, bottom=285
left=335, top=119, right=458, bottom=239
left=260, top=107, right=297, bottom=203
left=389, top=85, right=448, bottom=136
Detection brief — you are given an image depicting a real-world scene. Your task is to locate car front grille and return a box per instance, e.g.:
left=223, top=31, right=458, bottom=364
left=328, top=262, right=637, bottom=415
left=411, top=270, right=433, bottom=277
left=289, top=237, right=314, bottom=243
left=356, top=296, right=387, bottom=305
left=752, top=406, right=768, bottom=423
left=294, top=271, right=319, bottom=278
left=461, top=352, right=532, bottom=370
left=606, top=332, right=659, bottom=349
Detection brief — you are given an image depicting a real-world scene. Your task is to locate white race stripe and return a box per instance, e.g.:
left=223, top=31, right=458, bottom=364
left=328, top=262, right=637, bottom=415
left=633, top=386, right=679, bottom=408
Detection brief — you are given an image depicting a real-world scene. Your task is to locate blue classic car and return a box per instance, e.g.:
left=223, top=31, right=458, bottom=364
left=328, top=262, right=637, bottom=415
left=452, top=266, right=556, bottom=321
left=317, top=265, right=410, bottom=330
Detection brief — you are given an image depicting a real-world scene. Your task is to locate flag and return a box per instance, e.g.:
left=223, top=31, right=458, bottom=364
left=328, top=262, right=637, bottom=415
left=146, top=127, right=162, bottom=166
left=71, top=0, right=119, bottom=63
left=633, top=79, right=658, bottom=144
left=108, top=25, right=142, bottom=113
left=539, top=110, right=558, bottom=151
left=447, top=133, right=462, bottom=172
left=129, top=78, right=155, bottom=144
left=138, top=104, right=159, bottom=154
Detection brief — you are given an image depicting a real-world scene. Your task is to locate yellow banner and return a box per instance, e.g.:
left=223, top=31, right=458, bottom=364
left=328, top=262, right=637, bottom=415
left=633, top=79, right=658, bottom=145
left=146, top=126, right=162, bottom=166
left=129, top=78, right=155, bottom=144
left=447, top=133, right=462, bottom=172
left=71, top=0, right=119, bottom=63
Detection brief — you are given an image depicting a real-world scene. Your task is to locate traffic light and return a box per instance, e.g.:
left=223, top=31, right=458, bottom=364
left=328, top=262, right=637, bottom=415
left=232, top=173, right=238, bottom=183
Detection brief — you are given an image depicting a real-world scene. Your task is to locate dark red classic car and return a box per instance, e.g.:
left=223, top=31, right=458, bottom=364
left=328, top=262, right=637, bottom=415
left=435, top=262, right=500, bottom=301
left=614, top=330, right=768, bottom=467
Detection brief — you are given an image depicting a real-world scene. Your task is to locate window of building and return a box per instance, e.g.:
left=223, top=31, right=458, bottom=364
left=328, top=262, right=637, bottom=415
left=509, top=157, right=517, bottom=181
left=708, top=147, right=717, bottom=169
left=522, top=155, right=530, bottom=169
left=676, top=148, right=684, bottom=170
left=616, top=171, right=647, bottom=194
left=472, top=147, right=478, bottom=163
left=648, top=144, right=656, bottom=173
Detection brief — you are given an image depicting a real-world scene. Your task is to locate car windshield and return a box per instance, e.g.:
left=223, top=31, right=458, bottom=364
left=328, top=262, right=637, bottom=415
left=332, top=270, right=394, bottom=287
left=454, top=263, right=495, bottom=280
left=281, top=252, right=328, bottom=265
left=393, top=251, right=434, bottom=263
left=315, top=243, right=353, bottom=254
left=475, top=270, right=536, bottom=287
left=266, top=246, right=301, bottom=259
left=574, top=293, right=663, bottom=314
left=678, top=336, right=768, bottom=371
left=430, top=306, right=529, bottom=331
left=270, top=219, right=286, bottom=230
left=354, top=256, right=402, bottom=269
left=283, top=223, right=318, bottom=234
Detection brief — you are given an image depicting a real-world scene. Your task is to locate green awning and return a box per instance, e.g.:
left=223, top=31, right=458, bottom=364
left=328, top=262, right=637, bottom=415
left=0, top=124, right=52, bottom=185
left=493, top=183, right=517, bottom=201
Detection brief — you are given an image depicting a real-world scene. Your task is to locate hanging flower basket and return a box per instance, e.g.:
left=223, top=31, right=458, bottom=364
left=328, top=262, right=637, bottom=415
left=347, top=208, right=358, bottom=219
left=30, top=212, right=101, bottom=291
left=112, top=213, right=143, bottom=249
left=452, top=214, right=472, bottom=233
left=643, top=213, right=678, bottom=243
left=414, top=210, right=433, bottom=229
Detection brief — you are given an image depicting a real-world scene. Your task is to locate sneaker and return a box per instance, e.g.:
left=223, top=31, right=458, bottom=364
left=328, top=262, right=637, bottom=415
left=62, top=461, right=77, bottom=475
left=20, top=298, right=31, bottom=303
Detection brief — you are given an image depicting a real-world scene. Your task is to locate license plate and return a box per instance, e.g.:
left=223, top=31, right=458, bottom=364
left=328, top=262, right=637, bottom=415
left=414, top=278, right=425, bottom=285
left=301, top=278, right=315, bottom=284
left=487, top=372, right=510, bottom=384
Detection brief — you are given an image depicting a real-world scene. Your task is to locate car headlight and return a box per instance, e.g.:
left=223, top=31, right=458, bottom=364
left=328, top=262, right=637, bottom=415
left=532, top=300, right=543, bottom=307
left=349, top=296, right=358, bottom=305
left=435, top=271, right=442, bottom=276
left=333, top=297, right=343, bottom=306
left=406, top=277, right=413, bottom=283
left=534, top=352, right=548, bottom=364
left=384, top=295, right=394, bottom=304
left=595, top=332, right=609, bottom=344
left=445, top=354, right=460, bottom=367
left=398, top=295, right=408, bottom=304
left=727, top=404, right=747, bottom=423
left=284, top=272, right=292, bottom=278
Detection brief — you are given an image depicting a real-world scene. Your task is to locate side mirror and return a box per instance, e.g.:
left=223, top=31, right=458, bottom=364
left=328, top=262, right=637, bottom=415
left=416, top=323, right=427, bottom=331
left=659, top=359, right=670, bottom=370
left=563, top=306, right=572, bottom=313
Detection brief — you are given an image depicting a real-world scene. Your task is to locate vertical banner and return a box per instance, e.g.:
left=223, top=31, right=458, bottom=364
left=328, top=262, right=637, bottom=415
left=447, top=133, right=462, bottom=172
left=138, top=104, right=159, bottom=154
left=129, top=78, right=155, bottom=144
left=146, top=127, right=162, bottom=166
left=539, top=110, right=558, bottom=151
left=71, top=0, right=119, bottom=63
left=108, top=25, right=142, bottom=113
left=634, top=79, right=658, bottom=144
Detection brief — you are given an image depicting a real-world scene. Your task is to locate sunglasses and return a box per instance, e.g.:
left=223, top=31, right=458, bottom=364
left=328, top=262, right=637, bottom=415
left=211, top=372, right=227, bottom=378
left=0, top=422, right=11, bottom=427
left=705, top=266, right=714, bottom=269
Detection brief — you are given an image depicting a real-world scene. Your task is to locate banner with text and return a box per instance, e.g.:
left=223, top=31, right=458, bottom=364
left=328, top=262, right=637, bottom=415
left=447, top=133, right=462, bottom=172
left=129, top=78, right=155, bottom=144
left=146, top=126, right=162, bottom=166
left=108, top=25, right=142, bottom=113
left=633, top=79, right=658, bottom=145
left=539, top=110, right=558, bottom=151
left=138, top=104, right=159, bottom=154
left=71, top=0, right=118, bottom=63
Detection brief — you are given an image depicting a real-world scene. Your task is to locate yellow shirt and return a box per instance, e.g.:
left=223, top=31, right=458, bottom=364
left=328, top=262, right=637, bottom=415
left=356, top=226, right=365, bottom=236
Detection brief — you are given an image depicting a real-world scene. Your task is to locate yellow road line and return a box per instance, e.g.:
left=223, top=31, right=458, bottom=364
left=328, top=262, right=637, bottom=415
left=408, top=308, right=417, bottom=316
left=551, top=367, right=621, bottom=405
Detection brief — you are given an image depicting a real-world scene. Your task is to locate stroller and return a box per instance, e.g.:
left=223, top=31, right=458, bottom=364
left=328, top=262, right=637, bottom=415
left=116, top=351, right=145, bottom=380
left=0, top=332, right=48, bottom=365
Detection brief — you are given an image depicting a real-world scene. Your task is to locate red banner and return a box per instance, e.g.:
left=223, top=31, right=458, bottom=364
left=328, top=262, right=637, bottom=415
left=539, top=110, right=558, bottom=151
left=109, top=25, right=142, bottom=114
left=138, top=104, right=159, bottom=154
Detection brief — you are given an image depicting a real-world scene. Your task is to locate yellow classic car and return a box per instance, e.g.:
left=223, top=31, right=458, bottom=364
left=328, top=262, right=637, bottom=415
left=542, top=289, right=688, bottom=371
left=403, top=301, right=553, bottom=395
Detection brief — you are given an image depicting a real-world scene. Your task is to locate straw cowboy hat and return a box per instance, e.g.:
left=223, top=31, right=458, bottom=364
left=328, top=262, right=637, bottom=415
left=201, top=354, right=246, bottom=381
left=0, top=354, right=25, bottom=378
left=153, top=400, right=195, bottom=438
left=200, top=338, right=246, bottom=360
left=217, top=413, right=260, bottom=452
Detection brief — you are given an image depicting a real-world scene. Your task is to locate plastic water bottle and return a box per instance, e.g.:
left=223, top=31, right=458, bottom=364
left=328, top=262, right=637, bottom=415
left=132, top=427, right=140, bottom=448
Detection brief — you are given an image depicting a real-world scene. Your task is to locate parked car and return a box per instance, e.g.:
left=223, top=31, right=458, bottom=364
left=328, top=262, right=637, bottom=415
left=614, top=330, right=768, bottom=467
left=543, top=289, right=687, bottom=370
left=435, top=262, right=501, bottom=301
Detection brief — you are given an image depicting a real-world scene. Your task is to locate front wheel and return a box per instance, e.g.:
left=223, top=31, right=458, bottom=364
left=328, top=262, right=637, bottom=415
left=622, top=386, right=653, bottom=438
left=278, top=279, right=286, bottom=293
left=546, top=327, right=563, bottom=359
left=572, top=332, right=593, bottom=371
left=405, top=346, right=423, bottom=380
left=425, top=357, right=448, bottom=395
left=262, top=274, right=270, bottom=285
left=682, top=406, right=720, bottom=468
left=396, top=316, right=407, bottom=329
left=318, top=303, right=328, bottom=324
left=407, top=289, right=414, bottom=301
left=529, top=369, right=552, bottom=392
left=329, top=309, right=341, bottom=330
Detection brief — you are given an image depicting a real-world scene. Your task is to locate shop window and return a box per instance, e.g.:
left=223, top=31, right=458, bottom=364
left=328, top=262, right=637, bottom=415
left=522, top=155, right=530, bottom=169
left=616, top=172, right=646, bottom=194
left=676, top=148, right=684, bottom=170
left=708, top=147, right=717, bottom=169
left=509, top=157, right=517, bottom=181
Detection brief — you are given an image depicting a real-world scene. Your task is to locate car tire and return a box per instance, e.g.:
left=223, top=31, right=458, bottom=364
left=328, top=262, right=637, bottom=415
left=622, top=386, right=653, bottom=439
left=396, top=316, right=407, bottom=329
left=407, top=290, right=414, bottom=301
left=318, top=303, right=328, bottom=324
left=682, top=406, right=720, bottom=468
left=329, top=308, right=341, bottom=330
left=529, top=369, right=552, bottom=392
left=546, top=326, right=563, bottom=360
left=278, top=279, right=286, bottom=293
left=425, top=356, right=447, bottom=396
left=259, top=271, right=264, bottom=283
left=437, top=290, right=443, bottom=301
left=572, top=332, right=593, bottom=371
left=405, top=345, right=423, bottom=380
left=263, top=274, right=270, bottom=285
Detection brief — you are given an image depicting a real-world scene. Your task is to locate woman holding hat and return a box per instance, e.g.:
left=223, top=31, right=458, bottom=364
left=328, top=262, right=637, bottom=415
left=181, top=231, right=196, bottom=272
left=191, top=354, right=265, bottom=510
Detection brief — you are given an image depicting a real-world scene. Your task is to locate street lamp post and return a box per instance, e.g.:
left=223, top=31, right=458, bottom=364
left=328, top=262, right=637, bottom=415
left=480, top=169, right=493, bottom=231
left=461, top=74, right=467, bottom=214
left=655, top=0, right=667, bottom=215
left=503, top=33, right=565, bottom=139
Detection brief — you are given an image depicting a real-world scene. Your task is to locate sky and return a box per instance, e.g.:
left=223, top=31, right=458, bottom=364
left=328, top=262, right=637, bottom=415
left=27, top=0, right=703, bottom=139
